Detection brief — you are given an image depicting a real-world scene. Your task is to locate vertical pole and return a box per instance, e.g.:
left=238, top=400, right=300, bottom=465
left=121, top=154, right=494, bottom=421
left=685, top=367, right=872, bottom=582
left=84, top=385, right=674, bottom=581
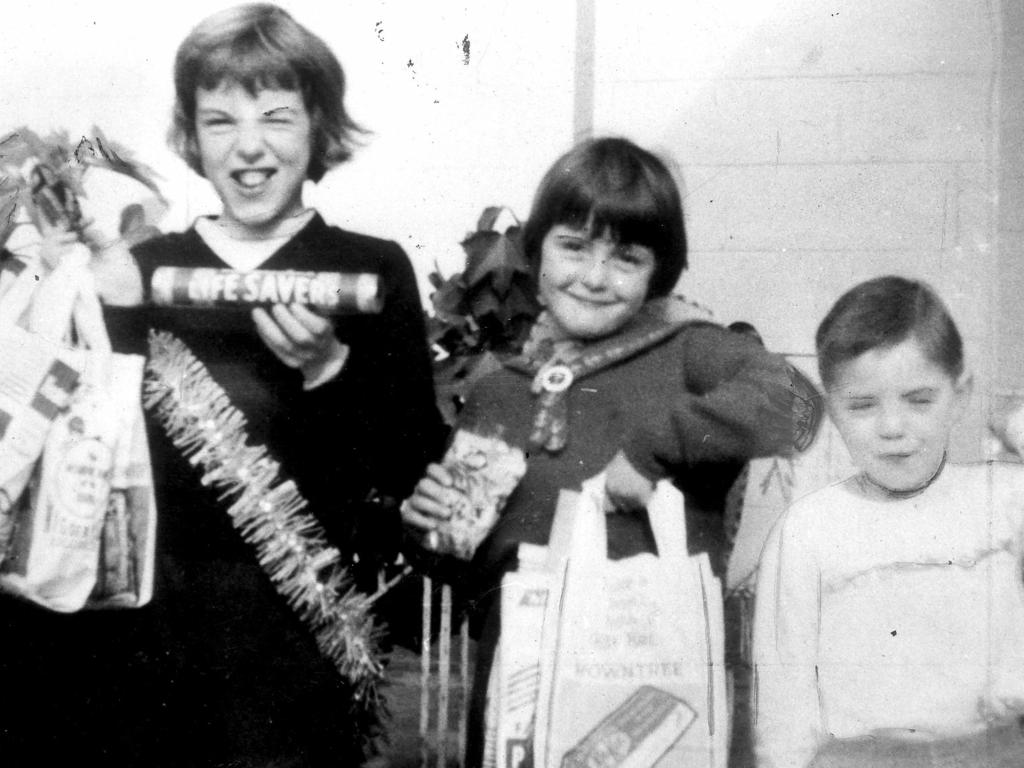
left=458, top=615, right=470, bottom=768
left=573, top=0, right=597, bottom=142
left=436, top=584, right=453, bottom=768
left=420, top=576, right=433, bottom=768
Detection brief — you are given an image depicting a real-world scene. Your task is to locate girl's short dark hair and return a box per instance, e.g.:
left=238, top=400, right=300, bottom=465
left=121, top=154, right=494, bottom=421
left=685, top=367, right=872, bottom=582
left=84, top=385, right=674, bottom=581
left=169, top=3, right=364, bottom=183
left=815, top=275, right=964, bottom=390
left=522, top=137, right=688, bottom=299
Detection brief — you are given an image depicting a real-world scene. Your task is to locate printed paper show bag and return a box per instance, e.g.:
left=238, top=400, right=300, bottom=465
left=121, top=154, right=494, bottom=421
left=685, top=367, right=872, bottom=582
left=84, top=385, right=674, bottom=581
left=534, top=478, right=728, bottom=768
left=490, top=542, right=555, bottom=768
left=0, top=256, right=87, bottom=552
left=86, top=357, right=155, bottom=610
left=0, top=280, right=149, bottom=612
left=488, top=489, right=580, bottom=768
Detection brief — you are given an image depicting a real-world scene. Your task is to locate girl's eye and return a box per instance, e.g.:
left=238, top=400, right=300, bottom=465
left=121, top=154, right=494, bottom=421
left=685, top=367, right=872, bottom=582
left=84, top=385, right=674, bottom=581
left=608, top=244, right=655, bottom=271
left=558, top=238, right=586, bottom=254
left=846, top=401, right=875, bottom=412
left=905, top=389, right=937, bottom=406
left=200, top=117, right=233, bottom=129
left=611, top=251, right=651, bottom=271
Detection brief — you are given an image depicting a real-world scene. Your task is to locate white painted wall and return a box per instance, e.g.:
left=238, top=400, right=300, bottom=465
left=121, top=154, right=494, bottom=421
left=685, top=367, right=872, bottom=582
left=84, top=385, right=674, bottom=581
left=588, top=0, right=1002, bottom=458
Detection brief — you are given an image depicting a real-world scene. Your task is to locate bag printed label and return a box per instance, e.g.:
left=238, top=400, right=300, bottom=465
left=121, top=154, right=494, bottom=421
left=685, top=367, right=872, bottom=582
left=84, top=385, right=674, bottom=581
left=43, top=424, right=113, bottom=547
left=534, top=479, right=728, bottom=768
left=0, top=327, right=83, bottom=477
left=0, top=353, right=149, bottom=612
left=1, top=391, right=118, bottom=610
left=560, top=686, right=696, bottom=768
left=0, top=323, right=85, bottom=560
left=495, top=566, right=551, bottom=768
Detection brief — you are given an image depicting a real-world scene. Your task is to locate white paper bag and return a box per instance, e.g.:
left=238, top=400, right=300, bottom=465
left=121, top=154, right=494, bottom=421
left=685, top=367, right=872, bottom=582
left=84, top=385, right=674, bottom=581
left=0, top=273, right=150, bottom=612
left=534, top=477, right=728, bottom=768
left=0, top=257, right=87, bottom=552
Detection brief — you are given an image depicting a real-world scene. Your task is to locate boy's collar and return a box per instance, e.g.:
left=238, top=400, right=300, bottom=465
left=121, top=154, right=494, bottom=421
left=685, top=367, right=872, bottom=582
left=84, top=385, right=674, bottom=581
left=854, top=452, right=949, bottom=501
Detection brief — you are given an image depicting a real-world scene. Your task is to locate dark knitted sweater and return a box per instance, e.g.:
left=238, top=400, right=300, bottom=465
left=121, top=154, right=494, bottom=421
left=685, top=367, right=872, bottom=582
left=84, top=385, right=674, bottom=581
left=107, top=213, right=445, bottom=565
left=460, top=317, right=795, bottom=589
left=0, top=216, right=444, bottom=767
left=449, top=311, right=800, bottom=768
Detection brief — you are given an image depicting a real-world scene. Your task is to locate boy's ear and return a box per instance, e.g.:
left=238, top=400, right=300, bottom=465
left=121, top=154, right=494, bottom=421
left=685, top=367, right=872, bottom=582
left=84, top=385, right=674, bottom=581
left=954, top=371, right=974, bottom=415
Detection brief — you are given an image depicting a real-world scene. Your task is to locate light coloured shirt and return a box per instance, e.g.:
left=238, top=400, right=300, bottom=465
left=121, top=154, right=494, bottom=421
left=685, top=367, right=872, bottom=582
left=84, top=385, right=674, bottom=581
left=753, top=462, right=1024, bottom=768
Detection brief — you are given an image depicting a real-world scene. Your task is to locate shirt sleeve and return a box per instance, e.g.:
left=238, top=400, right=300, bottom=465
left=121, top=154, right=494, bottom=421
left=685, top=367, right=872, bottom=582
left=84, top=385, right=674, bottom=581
left=987, top=463, right=1024, bottom=715
left=752, top=508, right=826, bottom=768
left=624, top=323, right=801, bottom=480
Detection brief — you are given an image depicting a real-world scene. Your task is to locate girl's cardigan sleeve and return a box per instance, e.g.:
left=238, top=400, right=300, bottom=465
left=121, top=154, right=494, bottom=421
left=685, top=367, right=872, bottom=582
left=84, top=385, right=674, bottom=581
left=753, top=505, right=825, bottom=768
left=624, top=323, right=798, bottom=479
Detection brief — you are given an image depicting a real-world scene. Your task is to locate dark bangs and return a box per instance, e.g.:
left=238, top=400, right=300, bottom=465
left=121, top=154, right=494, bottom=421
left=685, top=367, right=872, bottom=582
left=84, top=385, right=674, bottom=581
left=523, top=137, right=687, bottom=298
left=179, top=28, right=308, bottom=115
left=197, top=44, right=301, bottom=99
left=552, top=180, right=668, bottom=255
left=170, top=4, right=361, bottom=182
left=815, top=275, right=964, bottom=390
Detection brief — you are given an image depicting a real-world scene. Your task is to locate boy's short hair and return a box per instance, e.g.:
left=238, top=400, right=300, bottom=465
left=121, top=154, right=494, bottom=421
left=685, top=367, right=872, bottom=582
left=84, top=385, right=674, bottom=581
left=170, top=3, right=363, bottom=183
left=815, top=275, right=964, bottom=390
left=522, top=137, right=688, bottom=299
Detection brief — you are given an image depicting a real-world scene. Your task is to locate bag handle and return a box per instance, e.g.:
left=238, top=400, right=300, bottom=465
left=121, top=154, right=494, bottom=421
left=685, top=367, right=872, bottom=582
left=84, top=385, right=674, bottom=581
left=70, top=269, right=113, bottom=390
left=0, top=256, right=42, bottom=330
left=573, top=474, right=688, bottom=565
left=646, top=479, right=688, bottom=562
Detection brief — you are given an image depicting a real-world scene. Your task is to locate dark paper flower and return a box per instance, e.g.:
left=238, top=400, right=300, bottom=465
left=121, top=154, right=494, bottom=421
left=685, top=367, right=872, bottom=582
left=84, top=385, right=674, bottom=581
left=427, top=207, right=541, bottom=422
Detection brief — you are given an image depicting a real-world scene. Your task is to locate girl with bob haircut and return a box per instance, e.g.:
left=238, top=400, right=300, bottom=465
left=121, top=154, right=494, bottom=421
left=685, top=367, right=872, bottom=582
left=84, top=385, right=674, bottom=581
left=403, top=136, right=804, bottom=767
left=754, top=275, right=1024, bottom=768
left=2, top=3, right=444, bottom=766
left=169, top=2, right=361, bottom=182
left=520, top=135, right=688, bottom=299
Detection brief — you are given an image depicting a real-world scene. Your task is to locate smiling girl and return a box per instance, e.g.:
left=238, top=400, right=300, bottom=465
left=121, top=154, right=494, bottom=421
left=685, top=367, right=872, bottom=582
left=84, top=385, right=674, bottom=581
left=0, top=5, right=444, bottom=767
left=754, top=276, right=1024, bottom=768
left=402, top=136, right=803, bottom=766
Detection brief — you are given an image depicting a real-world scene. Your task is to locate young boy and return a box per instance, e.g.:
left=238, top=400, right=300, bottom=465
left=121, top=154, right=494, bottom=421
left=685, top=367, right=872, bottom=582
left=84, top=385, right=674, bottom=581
left=753, top=275, right=1024, bottom=768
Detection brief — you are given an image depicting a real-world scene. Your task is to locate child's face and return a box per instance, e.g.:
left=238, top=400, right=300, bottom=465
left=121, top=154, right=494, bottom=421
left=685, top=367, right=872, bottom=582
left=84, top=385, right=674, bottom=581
left=826, top=337, right=970, bottom=493
left=538, top=224, right=656, bottom=340
left=195, top=82, right=312, bottom=238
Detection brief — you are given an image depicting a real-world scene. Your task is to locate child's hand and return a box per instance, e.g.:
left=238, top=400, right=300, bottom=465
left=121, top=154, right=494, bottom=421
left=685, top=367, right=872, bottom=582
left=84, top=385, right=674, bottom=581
left=36, top=215, right=144, bottom=306
left=603, top=449, right=655, bottom=513
left=400, top=463, right=465, bottom=534
left=37, top=221, right=84, bottom=272
left=90, top=241, right=144, bottom=306
left=252, top=303, right=349, bottom=388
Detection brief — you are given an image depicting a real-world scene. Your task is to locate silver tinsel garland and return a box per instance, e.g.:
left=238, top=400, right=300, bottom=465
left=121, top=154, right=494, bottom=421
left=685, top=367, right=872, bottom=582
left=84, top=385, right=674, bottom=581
left=142, top=329, right=398, bottom=729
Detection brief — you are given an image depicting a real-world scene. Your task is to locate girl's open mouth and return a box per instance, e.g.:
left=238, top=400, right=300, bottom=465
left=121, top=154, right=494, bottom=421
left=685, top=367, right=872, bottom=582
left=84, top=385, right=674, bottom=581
left=231, top=169, right=276, bottom=191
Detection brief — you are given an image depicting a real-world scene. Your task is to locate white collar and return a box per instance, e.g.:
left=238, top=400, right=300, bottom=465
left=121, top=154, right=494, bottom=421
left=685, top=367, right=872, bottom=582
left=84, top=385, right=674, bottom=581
left=194, top=210, right=316, bottom=271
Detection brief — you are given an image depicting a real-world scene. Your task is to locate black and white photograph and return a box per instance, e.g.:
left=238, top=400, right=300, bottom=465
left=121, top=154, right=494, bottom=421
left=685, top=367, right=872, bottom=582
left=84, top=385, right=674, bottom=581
left=1, top=2, right=1022, bottom=767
